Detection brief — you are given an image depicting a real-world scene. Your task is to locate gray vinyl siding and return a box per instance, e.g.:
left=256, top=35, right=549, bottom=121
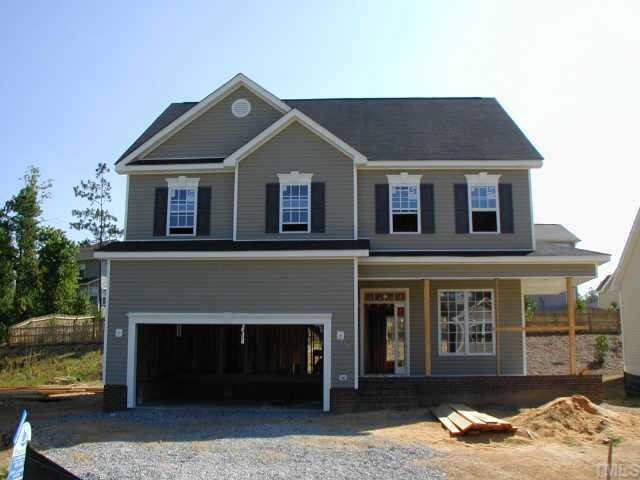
left=143, top=86, right=283, bottom=160
left=431, top=279, right=524, bottom=376
left=236, top=122, right=354, bottom=240
left=125, top=173, right=234, bottom=240
left=80, top=259, right=100, bottom=280
left=105, top=260, right=356, bottom=388
left=359, top=263, right=596, bottom=279
left=358, top=169, right=532, bottom=251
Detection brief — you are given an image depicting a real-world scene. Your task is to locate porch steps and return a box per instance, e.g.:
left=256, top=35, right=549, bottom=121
left=431, top=403, right=517, bottom=436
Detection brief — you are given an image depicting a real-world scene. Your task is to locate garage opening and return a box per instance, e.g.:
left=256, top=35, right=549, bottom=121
left=135, top=324, right=324, bottom=408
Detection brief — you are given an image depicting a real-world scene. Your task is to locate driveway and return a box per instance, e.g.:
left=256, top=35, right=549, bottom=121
left=33, top=406, right=446, bottom=480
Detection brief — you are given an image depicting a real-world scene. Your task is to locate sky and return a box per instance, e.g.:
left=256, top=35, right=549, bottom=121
left=1, top=0, right=638, bottom=292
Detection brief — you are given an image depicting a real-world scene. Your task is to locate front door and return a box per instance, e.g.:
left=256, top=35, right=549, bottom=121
left=362, top=290, right=409, bottom=375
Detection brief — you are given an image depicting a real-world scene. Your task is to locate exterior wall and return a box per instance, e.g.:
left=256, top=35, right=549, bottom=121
left=125, top=173, right=234, bottom=240
left=105, top=259, right=356, bottom=388
left=357, top=169, right=532, bottom=251
left=80, top=259, right=100, bottom=280
left=359, top=263, right=596, bottom=279
left=236, top=122, right=355, bottom=240
left=598, top=289, right=618, bottom=310
left=143, top=86, right=283, bottom=160
left=620, top=234, right=640, bottom=377
left=430, top=279, right=524, bottom=375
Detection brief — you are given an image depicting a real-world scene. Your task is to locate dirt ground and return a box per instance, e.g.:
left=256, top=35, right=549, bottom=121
left=1, top=378, right=639, bottom=479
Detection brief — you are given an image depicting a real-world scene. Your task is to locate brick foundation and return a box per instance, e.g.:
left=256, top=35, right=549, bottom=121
left=331, top=375, right=603, bottom=413
left=625, top=371, right=640, bottom=397
left=103, top=384, right=128, bottom=411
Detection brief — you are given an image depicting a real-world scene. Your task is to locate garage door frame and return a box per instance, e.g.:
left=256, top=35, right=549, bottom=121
left=127, top=312, right=332, bottom=411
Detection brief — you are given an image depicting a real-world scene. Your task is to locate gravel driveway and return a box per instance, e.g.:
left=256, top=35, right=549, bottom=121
left=33, top=407, right=445, bottom=480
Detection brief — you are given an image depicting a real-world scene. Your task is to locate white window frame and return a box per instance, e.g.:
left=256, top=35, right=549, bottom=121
left=277, top=171, right=313, bottom=234
left=387, top=173, right=422, bottom=234
left=165, top=176, right=200, bottom=237
left=437, top=289, right=496, bottom=357
left=466, top=173, right=501, bottom=234
left=79, top=263, right=86, bottom=278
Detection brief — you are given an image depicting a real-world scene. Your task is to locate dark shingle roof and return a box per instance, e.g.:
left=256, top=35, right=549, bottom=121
left=117, top=97, right=542, bottom=163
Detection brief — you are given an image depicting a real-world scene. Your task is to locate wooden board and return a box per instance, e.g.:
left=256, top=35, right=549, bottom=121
left=433, top=404, right=517, bottom=436
left=431, top=405, right=462, bottom=436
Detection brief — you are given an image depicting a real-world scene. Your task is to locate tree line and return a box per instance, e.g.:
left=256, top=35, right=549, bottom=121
left=0, top=163, right=121, bottom=337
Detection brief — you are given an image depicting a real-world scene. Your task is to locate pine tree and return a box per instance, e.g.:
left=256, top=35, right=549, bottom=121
left=0, top=209, right=15, bottom=326
left=70, top=163, right=123, bottom=308
left=38, top=227, right=79, bottom=314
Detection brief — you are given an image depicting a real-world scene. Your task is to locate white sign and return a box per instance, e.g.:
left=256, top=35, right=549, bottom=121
left=7, top=410, right=31, bottom=480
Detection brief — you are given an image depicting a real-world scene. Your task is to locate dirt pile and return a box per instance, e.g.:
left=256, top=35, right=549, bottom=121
left=510, top=395, right=639, bottom=443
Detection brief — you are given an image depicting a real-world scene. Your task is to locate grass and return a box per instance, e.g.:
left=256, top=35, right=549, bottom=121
left=0, top=344, right=102, bottom=387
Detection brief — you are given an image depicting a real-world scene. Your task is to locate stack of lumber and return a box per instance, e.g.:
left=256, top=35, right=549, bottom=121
left=0, top=385, right=103, bottom=401
left=431, top=403, right=517, bottom=436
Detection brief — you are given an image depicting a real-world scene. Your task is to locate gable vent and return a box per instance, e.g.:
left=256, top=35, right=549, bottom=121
left=231, top=98, right=252, bottom=118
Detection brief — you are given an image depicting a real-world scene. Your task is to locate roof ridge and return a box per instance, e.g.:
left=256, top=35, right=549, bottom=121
left=285, top=97, right=493, bottom=101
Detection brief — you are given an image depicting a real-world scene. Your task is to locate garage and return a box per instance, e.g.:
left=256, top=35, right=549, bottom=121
left=126, top=313, right=332, bottom=411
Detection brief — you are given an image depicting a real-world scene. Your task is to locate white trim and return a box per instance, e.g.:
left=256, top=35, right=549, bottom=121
left=116, top=74, right=290, bottom=171
left=528, top=170, right=536, bottom=250
left=123, top=175, right=130, bottom=239
left=389, top=182, right=421, bottom=234
left=279, top=177, right=312, bottom=234
left=224, top=109, right=367, bottom=167
left=102, top=259, right=111, bottom=384
left=386, top=173, right=423, bottom=185
left=353, top=163, right=358, bottom=239
left=610, top=207, right=640, bottom=290
left=360, top=255, right=610, bottom=265
left=353, top=258, right=359, bottom=389
left=436, top=289, right=496, bottom=357
left=232, top=165, right=238, bottom=240
left=521, top=279, right=527, bottom=375
left=360, top=160, right=543, bottom=169
left=95, top=250, right=370, bottom=260
left=360, top=288, right=411, bottom=375
left=466, top=174, right=501, bottom=235
left=465, top=173, right=501, bottom=185
left=165, top=177, right=199, bottom=237
left=126, top=312, right=332, bottom=412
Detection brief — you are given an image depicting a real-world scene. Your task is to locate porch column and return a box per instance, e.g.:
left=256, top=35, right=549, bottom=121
left=567, top=277, right=577, bottom=375
left=423, top=280, right=431, bottom=376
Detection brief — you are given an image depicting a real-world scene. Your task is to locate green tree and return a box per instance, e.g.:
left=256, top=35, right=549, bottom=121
left=5, top=166, right=51, bottom=321
left=70, top=163, right=122, bottom=309
left=0, top=209, right=15, bottom=326
left=37, top=227, right=79, bottom=314
left=71, top=291, right=92, bottom=315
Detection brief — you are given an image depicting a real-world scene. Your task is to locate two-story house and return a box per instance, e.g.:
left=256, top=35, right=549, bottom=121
left=77, top=245, right=108, bottom=308
left=97, top=74, right=609, bottom=412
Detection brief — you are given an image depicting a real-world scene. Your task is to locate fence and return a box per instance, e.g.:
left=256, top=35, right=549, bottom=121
left=529, top=309, right=620, bottom=334
left=7, top=315, right=104, bottom=346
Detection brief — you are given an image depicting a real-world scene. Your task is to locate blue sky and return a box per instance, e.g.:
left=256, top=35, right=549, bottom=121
left=1, top=1, right=638, bottom=290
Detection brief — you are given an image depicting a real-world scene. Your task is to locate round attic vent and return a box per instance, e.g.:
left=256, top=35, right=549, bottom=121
left=231, top=98, right=251, bottom=118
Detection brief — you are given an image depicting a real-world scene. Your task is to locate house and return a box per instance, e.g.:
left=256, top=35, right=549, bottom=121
left=527, top=224, right=581, bottom=311
left=77, top=245, right=109, bottom=308
left=605, top=208, right=640, bottom=396
left=595, top=274, right=618, bottom=310
left=96, top=74, right=610, bottom=413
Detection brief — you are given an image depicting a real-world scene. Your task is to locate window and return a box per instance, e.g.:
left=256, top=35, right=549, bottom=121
left=466, top=173, right=500, bottom=233
left=78, top=263, right=86, bottom=278
left=278, top=172, right=313, bottom=233
left=166, top=176, right=199, bottom=236
left=438, top=290, right=495, bottom=355
left=387, top=173, right=422, bottom=233
left=101, top=288, right=107, bottom=307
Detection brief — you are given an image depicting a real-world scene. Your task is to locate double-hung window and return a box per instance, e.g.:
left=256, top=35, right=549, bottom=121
left=438, top=290, right=495, bottom=355
left=466, top=173, right=500, bottom=233
left=278, top=172, right=312, bottom=233
left=166, top=177, right=199, bottom=236
left=388, top=173, right=422, bottom=233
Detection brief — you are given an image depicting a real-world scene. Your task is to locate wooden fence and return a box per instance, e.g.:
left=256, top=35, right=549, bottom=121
left=529, top=309, right=620, bottom=334
left=7, top=315, right=104, bottom=346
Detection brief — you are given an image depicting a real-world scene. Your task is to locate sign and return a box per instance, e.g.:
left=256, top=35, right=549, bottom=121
left=7, top=410, right=31, bottom=480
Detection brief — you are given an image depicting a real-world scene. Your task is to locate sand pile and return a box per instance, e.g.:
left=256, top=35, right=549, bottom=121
left=510, top=395, right=639, bottom=443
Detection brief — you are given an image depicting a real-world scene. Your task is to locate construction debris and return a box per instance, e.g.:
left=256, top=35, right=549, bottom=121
left=0, top=385, right=102, bottom=402
left=431, top=403, right=517, bottom=436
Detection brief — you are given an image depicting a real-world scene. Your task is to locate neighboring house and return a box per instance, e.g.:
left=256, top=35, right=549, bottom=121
left=77, top=245, right=109, bottom=308
left=605, top=208, right=640, bottom=396
left=527, top=224, right=581, bottom=311
left=595, top=274, right=617, bottom=309
left=96, top=74, right=610, bottom=413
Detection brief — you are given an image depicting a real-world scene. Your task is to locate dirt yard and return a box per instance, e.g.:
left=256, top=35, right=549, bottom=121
left=1, top=378, right=639, bottom=479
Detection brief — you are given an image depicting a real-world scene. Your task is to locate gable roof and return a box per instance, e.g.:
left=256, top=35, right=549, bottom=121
left=610, top=207, right=640, bottom=290
left=117, top=90, right=543, bottom=167
left=534, top=224, right=581, bottom=244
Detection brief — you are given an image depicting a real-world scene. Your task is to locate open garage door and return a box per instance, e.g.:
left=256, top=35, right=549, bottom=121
left=126, top=313, right=332, bottom=411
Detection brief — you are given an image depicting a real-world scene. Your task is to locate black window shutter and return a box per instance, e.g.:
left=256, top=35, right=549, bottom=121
left=196, top=186, right=211, bottom=236
left=454, top=184, right=469, bottom=234
left=375, top=184, right=390, bottom=234
left=153, top=187, right=168, bottom=236
left=420, top=184, right=435, bottom=234
left=265, top=183, right=280, bottom=234
left=311, top=182, right=325, bottom=233
left=499, top=183, right=514, bottom=234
